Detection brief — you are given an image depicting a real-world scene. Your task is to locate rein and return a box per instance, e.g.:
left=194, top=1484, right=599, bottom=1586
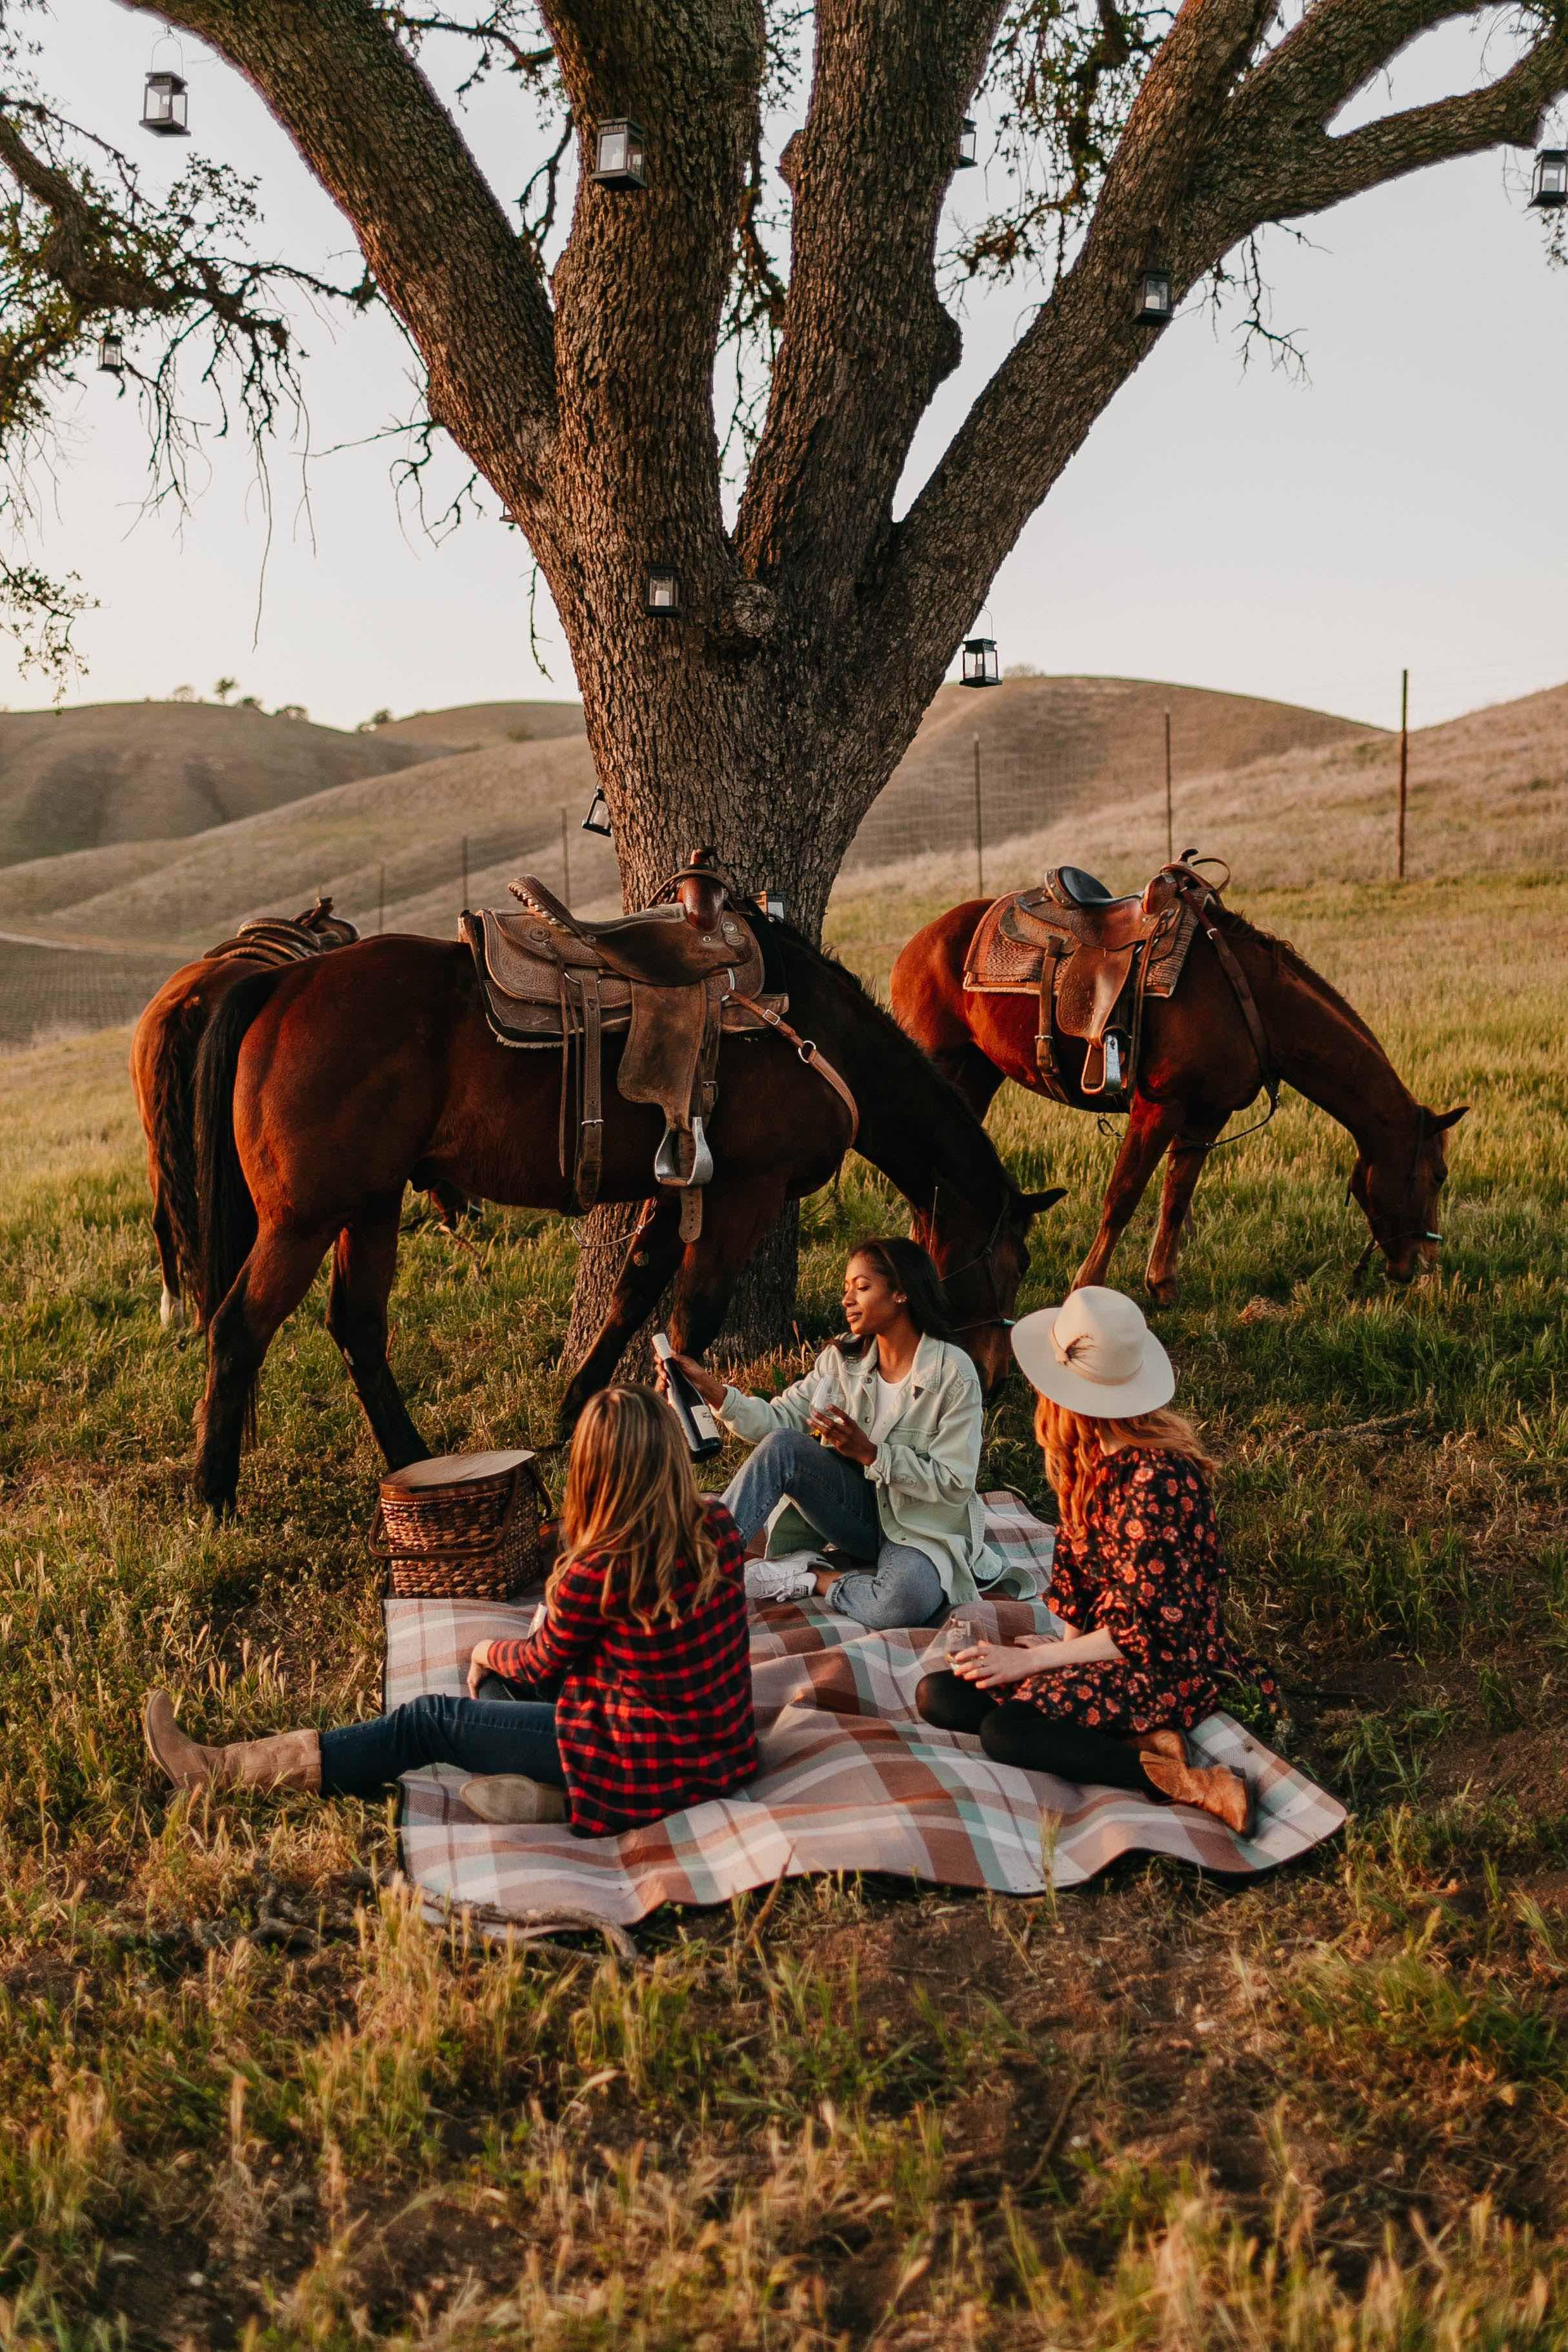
left=1347, top=1121, right=1443, bottom=1292
left=929, top=1190, right=1016, bottom=1336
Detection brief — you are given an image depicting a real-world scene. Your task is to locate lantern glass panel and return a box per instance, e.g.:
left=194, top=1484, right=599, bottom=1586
left=1533, top=149, right=1568, bottom=206
left=961, top=638, right=999, bottom=687
left=646, top=567, right=680, bottom=615
left=97, top=332, right=125, bottom=374
left=958, top=117, right=978, bottom=168
left=141, top=70, right=189, bottom=136
left=593, top=119, right=647, bottom=188
left=1135, top=269, right=1172, bottom=323
left=581, top=787, right=612, bottom=838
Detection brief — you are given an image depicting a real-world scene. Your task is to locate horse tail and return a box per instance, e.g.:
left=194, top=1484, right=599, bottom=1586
left=193, top=967, right=284, bottom=1359
left=141, top=988, right=213, bottom=1321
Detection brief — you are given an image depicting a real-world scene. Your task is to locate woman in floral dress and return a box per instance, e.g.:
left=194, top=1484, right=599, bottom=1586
left=916, top=1287, right=1277, bottom=1834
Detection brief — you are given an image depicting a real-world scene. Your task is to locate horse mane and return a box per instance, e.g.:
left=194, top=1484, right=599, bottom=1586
left=1209, top=900, right=1396, bottom=1069
left=771, top=918, right=1020, bottom=1202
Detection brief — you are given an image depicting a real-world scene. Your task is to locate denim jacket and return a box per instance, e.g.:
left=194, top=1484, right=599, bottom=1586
left=718, top=1332, right=1025, bottom=1603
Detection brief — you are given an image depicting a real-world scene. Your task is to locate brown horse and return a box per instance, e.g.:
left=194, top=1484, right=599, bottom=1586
left=188, top=920, right=1063, bottom=1511
left=891, top=892, right=1464, bottom=1303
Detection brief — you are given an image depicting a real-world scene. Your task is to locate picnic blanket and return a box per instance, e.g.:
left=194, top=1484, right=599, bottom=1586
left=388, top=1492, right=1345, bottom=1929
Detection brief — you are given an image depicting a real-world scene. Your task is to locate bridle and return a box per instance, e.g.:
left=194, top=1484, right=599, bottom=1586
left=927, top=1191, right=1018, bottom=1337
left=1347, top=1121, right=1443, bottom=1291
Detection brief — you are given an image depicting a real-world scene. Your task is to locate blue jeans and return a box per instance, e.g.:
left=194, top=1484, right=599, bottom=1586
left=721, top=1427, right=945, bottom=1631
left=318, top=1691, right=566, bottom=1798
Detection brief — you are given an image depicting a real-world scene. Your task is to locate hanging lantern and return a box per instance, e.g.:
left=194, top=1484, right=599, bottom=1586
left=581, top=785, right=612, bottom=838
left=141, top=69, right=189, bottom=137
left=592, top=119, right=647, bottom=189
left=97, top=330, right=125, bottom=375
left=961, top=638, right=1000, bottom=689
left=644, top=563, right=681, bottom=618
left=957, top=117, right=978, bottom=170
left=1531, top=148, right=1568, bottom=209
left=754, top=889, right=786, bottom=921
left=1134, top=265, right=1174, bottom=327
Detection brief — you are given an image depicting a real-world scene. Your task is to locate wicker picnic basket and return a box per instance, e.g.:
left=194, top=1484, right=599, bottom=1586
left=371, top=1449, right=552, bottom=1600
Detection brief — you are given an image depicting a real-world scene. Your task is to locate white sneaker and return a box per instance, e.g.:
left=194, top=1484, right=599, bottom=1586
left=744, top=1558, right=820, bottom=1603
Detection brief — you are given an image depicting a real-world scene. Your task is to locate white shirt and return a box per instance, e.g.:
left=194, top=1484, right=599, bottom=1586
left=869, top=1371, right=909, bottom=1443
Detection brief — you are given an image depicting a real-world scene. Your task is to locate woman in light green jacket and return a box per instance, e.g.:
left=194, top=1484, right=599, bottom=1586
left=661, top=1238, right=1025, bottom=1627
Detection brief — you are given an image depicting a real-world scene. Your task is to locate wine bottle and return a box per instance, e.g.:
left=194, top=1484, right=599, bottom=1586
left=651, top=1332, right=723, bottom=1461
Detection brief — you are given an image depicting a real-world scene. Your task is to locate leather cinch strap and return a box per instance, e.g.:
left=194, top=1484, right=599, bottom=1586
left=730, top=995, right=859, bottom=1147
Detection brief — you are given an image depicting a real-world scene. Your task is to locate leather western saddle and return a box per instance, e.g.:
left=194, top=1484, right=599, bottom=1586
left=963, top=856, right=1227, bottom=1107
left=461, top=851, right=856, bottom=1239
left=204, top=897, right=359, bottom=967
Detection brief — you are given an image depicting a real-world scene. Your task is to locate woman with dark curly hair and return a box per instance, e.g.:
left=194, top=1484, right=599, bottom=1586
left=916, top=1286, right=1277, bottom=1833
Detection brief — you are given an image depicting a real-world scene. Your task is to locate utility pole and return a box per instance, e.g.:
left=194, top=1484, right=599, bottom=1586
left=560, top=807, right=572, bottom=905
left=1163, top=711, right=1173, bottom=865
left=1396, top=668, right=1409, bottom=881
left=972, top=733, right=985, bottom=899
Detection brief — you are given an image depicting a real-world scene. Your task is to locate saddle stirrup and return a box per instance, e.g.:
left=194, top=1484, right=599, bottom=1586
left=654, top=1114, right=714, bottom=1191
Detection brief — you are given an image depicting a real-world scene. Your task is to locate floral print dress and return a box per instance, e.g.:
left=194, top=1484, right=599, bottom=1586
left=1013, top=1448, right=1279, bottom=1735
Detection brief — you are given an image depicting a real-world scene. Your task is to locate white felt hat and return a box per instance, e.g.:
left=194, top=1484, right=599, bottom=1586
left=1010, top=1286, right=1175, bottom=1418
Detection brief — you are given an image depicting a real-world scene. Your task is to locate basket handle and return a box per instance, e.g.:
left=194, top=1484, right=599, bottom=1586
left=368, top=1456, right=552, bottom=1560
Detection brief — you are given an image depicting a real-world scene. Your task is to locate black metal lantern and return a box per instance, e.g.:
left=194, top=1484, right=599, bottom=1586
left=961, top=638, right=1000, bottom=689
left=644, top=564, right=681, bottom=618
left=957, top=117, right=978, bottom=169
left=581, top=785, right=612, bottom=838
left=754, top=889, right=786, bottom=921
left=97, top=330, right=125, bottom=375
left=592, top=119, right=647, bottom=189
left=1531, top=148, right=1568, bottom=209
left=1134, top=265, right=1174, bottom=327
left=141, top=69, right=189, bottom=137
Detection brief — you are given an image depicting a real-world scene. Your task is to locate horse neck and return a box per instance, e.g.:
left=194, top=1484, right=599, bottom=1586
left=1243, top=934, right=1422, bottom=1160
left=791, top=944, right=1013, bottom=1234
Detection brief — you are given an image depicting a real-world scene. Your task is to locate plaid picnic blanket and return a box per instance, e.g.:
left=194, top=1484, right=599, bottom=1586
left=388, top=1492, right=1345, bottom=1928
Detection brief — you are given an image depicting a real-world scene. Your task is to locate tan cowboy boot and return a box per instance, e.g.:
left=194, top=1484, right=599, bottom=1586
left=1131, top=1727, right=1188, bottom=1765
left=459, top=1776, right=568, bottom=1826
left=144, top=1691, right=321, bottom=1794
left=1140, top=1749, right=1253, bottom=1836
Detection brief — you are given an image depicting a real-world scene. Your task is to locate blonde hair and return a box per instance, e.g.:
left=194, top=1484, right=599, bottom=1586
left=1034, top=1394, right=1218, bottom=1542
left=551, top=1385, right=721, bottom=1627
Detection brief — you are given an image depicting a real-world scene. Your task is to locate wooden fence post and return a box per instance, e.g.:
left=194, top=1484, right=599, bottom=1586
left=1396, top=669, right=1409, bottom=881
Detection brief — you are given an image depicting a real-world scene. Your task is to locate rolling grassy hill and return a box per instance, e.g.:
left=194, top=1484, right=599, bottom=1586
left=0, top=700, right=450, bottom=869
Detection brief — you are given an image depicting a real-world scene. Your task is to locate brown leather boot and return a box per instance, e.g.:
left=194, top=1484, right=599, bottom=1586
left=1131, top=1727, right=1188, bottom=1765
left=1140, top=1749, right=1253, bottom=1836
left=459, top=1775, right=568, bottom=1826
left=144, top=1691, right=321, bottom=1794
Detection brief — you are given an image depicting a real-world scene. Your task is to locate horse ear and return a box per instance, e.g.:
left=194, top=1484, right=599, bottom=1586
left=1021, top=1187, right=1068, bottom=1215
left=1426, top=1105, right=1469, bottom=1134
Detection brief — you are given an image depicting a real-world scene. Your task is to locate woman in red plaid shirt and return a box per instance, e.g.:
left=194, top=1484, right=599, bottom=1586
left=143, top=1387, right=758, bottom=1835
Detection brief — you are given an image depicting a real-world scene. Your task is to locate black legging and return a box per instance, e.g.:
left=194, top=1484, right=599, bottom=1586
left=916, top=1670, right=1163, bottom=1795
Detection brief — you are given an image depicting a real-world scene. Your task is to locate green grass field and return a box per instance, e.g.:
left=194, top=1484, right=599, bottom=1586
left=1, top=872, right=1565, bottom=2347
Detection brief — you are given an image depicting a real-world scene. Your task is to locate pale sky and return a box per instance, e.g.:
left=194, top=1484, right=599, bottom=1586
left=6, top=5, right=1565, bottom=734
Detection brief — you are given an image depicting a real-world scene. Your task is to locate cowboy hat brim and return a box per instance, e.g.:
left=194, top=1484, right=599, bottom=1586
left=1010, top=1304, right=1176, bottom=1418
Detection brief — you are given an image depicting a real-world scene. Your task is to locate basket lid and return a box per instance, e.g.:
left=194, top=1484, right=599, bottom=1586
left=382, top=1448, right=536, bottom=1493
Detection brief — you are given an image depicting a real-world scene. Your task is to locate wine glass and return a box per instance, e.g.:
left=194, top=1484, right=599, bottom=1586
left=932, top=1608, right=989, bottom=1665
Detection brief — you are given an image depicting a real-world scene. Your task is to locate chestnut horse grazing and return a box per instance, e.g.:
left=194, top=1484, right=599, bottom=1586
left=892, top=889, right=1464, bottom=1302
left=190, top=921, right=1063, bottom=1511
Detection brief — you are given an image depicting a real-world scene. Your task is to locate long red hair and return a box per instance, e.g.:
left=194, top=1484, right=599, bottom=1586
left=1034, top=1394, right=1218, bottom=1542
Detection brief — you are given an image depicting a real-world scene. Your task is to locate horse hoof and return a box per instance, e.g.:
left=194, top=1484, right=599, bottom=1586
left=1145, top=1280, right=1179, bottom=1310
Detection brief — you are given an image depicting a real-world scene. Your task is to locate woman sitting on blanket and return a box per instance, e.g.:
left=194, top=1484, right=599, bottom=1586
left=916, top=1287, right=1278, bottom=1835
left=143, top=1386, right=758, bottom=1833
left=662, top=1236, right=1026, bottom=1629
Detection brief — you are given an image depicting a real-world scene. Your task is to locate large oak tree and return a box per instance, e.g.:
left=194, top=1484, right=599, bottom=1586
left=3, top=0, right=1563, bottom=1343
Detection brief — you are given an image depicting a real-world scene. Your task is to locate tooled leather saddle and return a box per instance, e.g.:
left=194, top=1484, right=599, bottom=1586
left=963, top=857, right=1214, bottom=1107
left=460, top=850, right=854, bottom=1240
left=203, top=896, right=359, bottom=967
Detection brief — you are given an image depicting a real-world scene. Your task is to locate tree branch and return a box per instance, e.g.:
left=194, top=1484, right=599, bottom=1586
left=733, top=0, right=1006, bottom=611
left=123, top=0, right=559, bottom=494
